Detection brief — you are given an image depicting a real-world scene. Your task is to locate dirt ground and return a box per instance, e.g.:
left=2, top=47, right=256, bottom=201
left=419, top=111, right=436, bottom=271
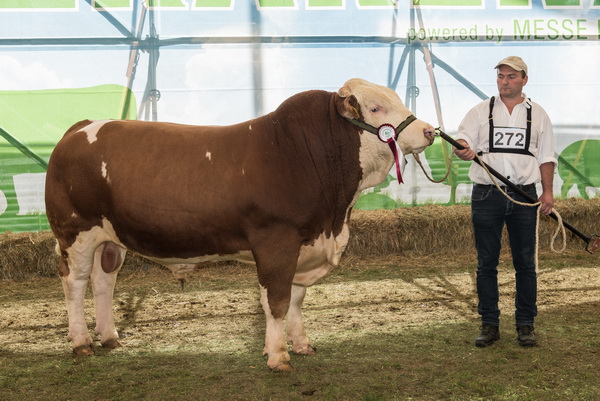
left=1, top=253, right=599, bottom=356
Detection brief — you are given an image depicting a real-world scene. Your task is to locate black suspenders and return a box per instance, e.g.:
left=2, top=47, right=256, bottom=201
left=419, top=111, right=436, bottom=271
left=488, top=96, right=534, bottom=157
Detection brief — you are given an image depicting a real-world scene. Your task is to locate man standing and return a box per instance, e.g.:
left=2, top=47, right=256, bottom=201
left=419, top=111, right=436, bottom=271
left=453, top=56, right=557, bottom=347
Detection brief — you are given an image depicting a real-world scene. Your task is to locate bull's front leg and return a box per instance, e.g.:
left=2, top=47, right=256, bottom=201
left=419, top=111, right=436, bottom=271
left=286, top=284, right=316, bottom=356
left=253, top=231, right=301, bottom=372
left=259, top=285, right=293, bottom=371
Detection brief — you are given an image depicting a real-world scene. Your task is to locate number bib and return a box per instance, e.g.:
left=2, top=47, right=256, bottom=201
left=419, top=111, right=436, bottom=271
left=487, top=96, right=534, bottom=157
left=490, top=126, right=529, bottom=152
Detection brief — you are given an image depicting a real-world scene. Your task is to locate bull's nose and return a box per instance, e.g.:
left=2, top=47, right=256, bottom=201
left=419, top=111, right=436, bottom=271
left=424, top=126, right=435, bottom=145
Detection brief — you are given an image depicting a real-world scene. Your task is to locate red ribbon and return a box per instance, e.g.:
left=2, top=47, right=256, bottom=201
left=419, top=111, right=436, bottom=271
left=377, top=123, right=403, bottom=184
left=386, top=140, right=403, bottom=184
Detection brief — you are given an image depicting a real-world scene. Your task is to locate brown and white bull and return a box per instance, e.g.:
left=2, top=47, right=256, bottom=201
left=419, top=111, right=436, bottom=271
left=45, top=78, right=434, bottom=371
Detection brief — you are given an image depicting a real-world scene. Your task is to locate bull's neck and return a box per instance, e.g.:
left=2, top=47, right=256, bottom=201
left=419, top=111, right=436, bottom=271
left=356, top=134, right=396, bottom=192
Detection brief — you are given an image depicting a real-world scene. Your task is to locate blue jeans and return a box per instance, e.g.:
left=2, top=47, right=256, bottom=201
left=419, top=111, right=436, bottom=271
left=471, top=184, right=538, bottom=327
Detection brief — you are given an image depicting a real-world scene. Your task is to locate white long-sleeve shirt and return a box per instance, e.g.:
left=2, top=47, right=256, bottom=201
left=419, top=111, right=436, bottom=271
left=455, top=93, right=557, bottom=185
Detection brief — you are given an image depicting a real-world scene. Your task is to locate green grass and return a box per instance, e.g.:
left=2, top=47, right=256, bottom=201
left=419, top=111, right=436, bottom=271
left=2, top=309, right=598, bottom=401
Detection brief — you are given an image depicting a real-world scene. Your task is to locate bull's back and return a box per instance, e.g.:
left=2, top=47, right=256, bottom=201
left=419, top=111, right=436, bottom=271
left=50, top=119, right=253, bottom=242
left=45, top=118, right=322, bottom=257
left=49, top=119, right=251, bottom=194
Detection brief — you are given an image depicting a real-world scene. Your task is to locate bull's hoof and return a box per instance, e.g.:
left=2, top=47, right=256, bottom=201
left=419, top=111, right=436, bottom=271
left=72, top=344, right=94, bottom=356
left=101, top=338, right=122, bottom=349
left=270, top=362, right=295, bottom=372
left=291, top=345, right=317, bottom=356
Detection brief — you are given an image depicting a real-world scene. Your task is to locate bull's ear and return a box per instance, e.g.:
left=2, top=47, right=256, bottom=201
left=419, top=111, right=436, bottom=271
left=335, top=93, right=361, bottom=120
left=337, top=84, right=352, bottom=98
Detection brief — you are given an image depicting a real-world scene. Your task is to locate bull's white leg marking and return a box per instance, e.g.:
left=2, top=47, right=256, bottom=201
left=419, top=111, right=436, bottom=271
left=101, top=161, right=111, bottom=184
left=79, top=120, right=111, bottom=144
left=286, top=285, right=315, bottom=355
left=205, top=151, right=212, bottom=161
left=259, top=285, right=292, bottom=371
left=61, top=236, right=98, bottom=353
left=91, top=243, right=125, bottom=347
left=61, top=219, right=124, bottom=354
left=61, top=260, right=94, bottom=352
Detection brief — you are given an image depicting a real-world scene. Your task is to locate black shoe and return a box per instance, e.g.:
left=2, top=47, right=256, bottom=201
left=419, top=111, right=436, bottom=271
left=475, top=324, right=500, bottom=348
left=516, top=325, right=537, bottom=347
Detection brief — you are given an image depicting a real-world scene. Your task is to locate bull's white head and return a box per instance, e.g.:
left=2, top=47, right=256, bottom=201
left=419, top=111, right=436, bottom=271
left=335, top=78, right=435, bottom=189
left=337, top=78, right=435, bottom=155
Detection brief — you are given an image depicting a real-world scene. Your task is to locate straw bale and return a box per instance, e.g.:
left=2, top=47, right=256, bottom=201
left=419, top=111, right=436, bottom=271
left=1, top=198, right=598, bottom=281
left=0, top=231, right=57, bottom=280
left=347, top=198, right=600, bottom=256
left=347, top=204, right=472, bottom=256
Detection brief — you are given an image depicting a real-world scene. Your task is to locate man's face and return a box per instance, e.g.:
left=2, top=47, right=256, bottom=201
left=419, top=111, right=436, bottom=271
left=496, top=65, right=528, bottom=99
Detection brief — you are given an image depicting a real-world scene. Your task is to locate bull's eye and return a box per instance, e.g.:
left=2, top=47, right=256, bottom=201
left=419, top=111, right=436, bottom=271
left=370, top=107, right=379, bottom=113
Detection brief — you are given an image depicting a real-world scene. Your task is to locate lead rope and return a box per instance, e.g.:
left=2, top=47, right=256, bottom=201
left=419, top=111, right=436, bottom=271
left=414, top=151, right=567, bottom=271
left=413, top=152, right=453, bottom=183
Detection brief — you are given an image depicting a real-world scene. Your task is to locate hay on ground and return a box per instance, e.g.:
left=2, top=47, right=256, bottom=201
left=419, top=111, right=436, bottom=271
left=1, top=198, right=598, bottom=281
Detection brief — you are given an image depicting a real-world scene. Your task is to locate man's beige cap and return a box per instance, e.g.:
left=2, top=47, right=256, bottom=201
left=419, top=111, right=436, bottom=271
left=494, top=56, right=528, bottom=75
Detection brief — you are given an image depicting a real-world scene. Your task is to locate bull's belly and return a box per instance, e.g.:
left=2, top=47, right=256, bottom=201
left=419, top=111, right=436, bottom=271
left=147, top=252, right=255, bottom=266
left=144, top=224, right=351, bottom=287
left=72, top=218, right=350, bottom=287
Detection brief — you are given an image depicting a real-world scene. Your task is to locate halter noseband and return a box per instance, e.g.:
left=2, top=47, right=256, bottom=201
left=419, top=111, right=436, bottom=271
left=345, top=114, right=417, bottom=141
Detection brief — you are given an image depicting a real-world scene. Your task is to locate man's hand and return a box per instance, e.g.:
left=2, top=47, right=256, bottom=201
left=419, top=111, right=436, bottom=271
left=453, top=139, right=476, bottom=161
left=538, top=191, right=554, bottom=215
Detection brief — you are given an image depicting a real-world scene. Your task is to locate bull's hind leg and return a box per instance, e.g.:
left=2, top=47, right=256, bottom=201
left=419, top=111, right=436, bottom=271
left=91, top=241, right=126, bottom=349
left=286, top=284, right=316, bottom=356
left=58, top=242, right=96, bottom=355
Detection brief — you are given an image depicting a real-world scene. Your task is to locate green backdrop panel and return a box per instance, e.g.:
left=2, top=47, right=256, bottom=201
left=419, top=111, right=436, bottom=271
left=0, top=84, right=137, bottom=233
